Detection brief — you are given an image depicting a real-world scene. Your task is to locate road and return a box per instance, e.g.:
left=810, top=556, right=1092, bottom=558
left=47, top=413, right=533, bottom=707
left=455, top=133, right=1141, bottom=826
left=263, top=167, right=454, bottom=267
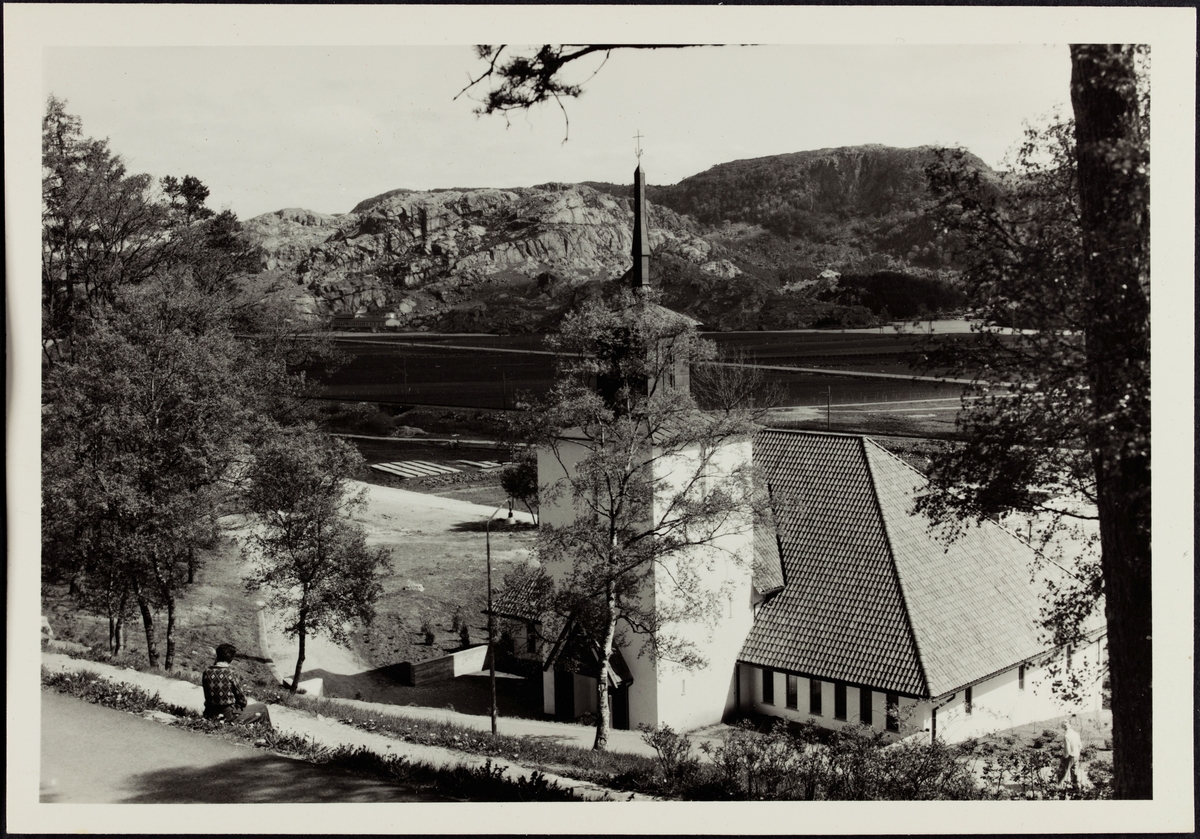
left=40, top=690, right=444, bottom=803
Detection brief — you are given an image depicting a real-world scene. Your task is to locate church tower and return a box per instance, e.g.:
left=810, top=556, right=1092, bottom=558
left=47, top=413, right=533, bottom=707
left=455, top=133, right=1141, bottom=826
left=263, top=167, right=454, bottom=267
left=533, top=146, right=756, bottom=735
left=631, top=164, right=651, bottom=292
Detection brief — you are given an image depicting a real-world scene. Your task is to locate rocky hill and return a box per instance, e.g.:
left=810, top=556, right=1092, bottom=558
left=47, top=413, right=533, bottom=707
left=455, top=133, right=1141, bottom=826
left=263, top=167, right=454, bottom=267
left=246, top=183, right=743, bottom=332
left=244, top=145, right=990, bottom=332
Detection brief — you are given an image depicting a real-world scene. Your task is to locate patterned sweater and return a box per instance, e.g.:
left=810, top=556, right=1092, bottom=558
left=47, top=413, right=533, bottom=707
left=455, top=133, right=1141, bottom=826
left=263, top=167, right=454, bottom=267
left=202, top=663, right=247, bottom=718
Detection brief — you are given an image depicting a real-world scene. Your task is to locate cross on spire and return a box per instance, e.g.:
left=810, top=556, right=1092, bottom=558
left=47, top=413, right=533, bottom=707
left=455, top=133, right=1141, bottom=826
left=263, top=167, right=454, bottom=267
left=634, top=130, right=644, bottom=161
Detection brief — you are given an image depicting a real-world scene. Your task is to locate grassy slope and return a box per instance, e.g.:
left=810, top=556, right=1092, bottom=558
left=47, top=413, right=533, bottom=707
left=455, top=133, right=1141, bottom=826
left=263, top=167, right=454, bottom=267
left=42, top=535, right=278, bottom=690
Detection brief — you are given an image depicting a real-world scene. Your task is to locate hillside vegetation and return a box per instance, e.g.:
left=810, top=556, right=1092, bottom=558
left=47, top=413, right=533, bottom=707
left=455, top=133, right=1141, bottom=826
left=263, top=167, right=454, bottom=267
left=244, top=145, right=991, bottom=333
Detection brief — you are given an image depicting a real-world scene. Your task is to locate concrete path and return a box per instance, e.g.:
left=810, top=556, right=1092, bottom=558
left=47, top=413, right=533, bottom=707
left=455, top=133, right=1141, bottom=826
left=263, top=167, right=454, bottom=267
left=41, top=690, right=442, bottom=803
left=41, top=653, right=653, bottom=801
left=323, top=694, right=728, bottom=758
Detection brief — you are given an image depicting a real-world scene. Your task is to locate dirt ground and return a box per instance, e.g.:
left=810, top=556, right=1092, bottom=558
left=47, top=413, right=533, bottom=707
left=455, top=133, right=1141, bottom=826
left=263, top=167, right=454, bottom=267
left=345, top=481, right=536, bottom=671
left=43, top=479, right=537, bottom=712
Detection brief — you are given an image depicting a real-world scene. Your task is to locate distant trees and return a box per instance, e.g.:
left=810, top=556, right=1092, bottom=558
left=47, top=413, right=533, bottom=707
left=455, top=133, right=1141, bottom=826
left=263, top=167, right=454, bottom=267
left=825, top=271, right=967, bottom=320
left=241, top=432, right=392, bottom=691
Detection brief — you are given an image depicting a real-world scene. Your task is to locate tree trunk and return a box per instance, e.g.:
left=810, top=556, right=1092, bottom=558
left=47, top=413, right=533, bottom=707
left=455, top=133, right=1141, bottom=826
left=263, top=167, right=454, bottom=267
left=108, top=615, right=118, bottom=656
left=114, top=614, right=124, bottom=657
left=291, top=611, right=307, bottom=692
left=1070, top=44, right=1151, bottom=800
left=164, top=592, right=177, bottom=671
left=187, top=546, right=196, bottom=585
left=136, top=592, right=159, bottom=669
left=593, top=581, right=616, bottom=751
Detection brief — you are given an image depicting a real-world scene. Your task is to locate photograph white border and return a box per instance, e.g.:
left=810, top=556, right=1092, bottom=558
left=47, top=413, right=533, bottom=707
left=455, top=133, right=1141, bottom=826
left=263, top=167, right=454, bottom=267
left=6, top=4, right=1194, bottom=834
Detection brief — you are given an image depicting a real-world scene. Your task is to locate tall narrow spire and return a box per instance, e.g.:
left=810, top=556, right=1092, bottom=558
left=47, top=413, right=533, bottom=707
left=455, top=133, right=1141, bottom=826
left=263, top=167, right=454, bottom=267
left=631, top=164, right=650, bottom=291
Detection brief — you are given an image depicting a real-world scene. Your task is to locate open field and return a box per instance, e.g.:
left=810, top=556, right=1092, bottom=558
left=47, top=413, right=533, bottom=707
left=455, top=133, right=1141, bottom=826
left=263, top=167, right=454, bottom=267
left=43, top=481, right=537, bottom=712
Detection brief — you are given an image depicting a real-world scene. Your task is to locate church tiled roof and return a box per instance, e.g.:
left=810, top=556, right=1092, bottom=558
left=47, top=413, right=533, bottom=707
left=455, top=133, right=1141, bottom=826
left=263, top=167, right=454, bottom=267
left=485, top=570, right=549, bottom=623
left=752, top=512, right=786, bottom=596
left=741, top=429, right=1059, bottom=698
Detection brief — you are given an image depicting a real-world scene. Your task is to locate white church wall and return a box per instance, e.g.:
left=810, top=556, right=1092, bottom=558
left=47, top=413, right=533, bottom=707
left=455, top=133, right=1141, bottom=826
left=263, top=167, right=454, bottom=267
left=538, top=431, right=756, bottom=732
left=928, top=639, right=1107, bottom=743
left=542, top=669, right=556, bottom=716
left=649, top=438, right=755, bottom=731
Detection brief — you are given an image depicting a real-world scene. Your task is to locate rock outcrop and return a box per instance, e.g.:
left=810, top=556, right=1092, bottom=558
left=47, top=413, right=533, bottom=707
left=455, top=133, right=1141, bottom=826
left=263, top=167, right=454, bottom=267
left=245, top=183, right=723, bottom=331
left=242, top=144, right=990, bottom=332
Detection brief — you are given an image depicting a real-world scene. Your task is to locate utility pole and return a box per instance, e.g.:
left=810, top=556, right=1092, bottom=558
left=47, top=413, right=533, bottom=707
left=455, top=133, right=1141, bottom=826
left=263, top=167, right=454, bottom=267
left=484, top=501, right=507, bottom=736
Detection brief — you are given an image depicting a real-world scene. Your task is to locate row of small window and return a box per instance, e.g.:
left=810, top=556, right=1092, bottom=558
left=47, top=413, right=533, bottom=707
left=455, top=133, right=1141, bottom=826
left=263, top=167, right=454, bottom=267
left=760, top=668, right=899, bottom=732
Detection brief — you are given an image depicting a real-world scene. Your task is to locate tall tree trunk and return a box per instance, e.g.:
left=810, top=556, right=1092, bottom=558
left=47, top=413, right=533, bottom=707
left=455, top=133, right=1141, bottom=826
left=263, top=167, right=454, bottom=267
left=164, top=592, right=177, bottom=671
left=136, top=591, right=159, bottom=669
left=114, top=614, right=124, bottom=657
left=108, top=615, right=118, bottom=656
left=593, top=580, right=616, bottom=751
left=187, top=546, right=196, bottom=584
left=1069, top=43, right=1151, bottom=800
left=291, top=610, right=307, bottom=692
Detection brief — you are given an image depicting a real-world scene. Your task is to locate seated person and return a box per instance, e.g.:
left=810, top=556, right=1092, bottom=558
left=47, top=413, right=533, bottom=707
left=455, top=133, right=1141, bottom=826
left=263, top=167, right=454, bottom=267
left=202, top=643, right=272, bottom=727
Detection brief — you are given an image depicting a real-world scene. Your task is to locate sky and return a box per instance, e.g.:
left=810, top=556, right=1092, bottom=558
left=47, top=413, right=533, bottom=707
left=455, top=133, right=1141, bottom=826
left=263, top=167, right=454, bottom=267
left=43, top=44, right=1073, bottom=220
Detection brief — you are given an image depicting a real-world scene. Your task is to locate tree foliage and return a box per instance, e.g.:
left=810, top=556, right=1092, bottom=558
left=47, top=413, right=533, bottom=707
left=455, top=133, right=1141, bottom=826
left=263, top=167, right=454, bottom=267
left=42, top=276, right=265, bottom=668
left=40, top=97, right=318, bottom=670
left=500, top=455, right=539, bottom=524
left=919, top=45, right=1149, bottom=798
left=458, top=45, right=705, bottom=139
left=523, top=289, right=766, bottom=750
left=241, top=432, right=392, bottom=691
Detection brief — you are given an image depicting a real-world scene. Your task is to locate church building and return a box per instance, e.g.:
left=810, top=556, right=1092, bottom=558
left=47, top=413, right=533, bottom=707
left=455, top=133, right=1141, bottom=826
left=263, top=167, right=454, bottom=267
left=508, top=157, right=1106, bottom=743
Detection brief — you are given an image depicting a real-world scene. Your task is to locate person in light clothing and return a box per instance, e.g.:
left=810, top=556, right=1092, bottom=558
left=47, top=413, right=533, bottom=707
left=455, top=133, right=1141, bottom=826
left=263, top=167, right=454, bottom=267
left=1057, top=715, right=1083, bottom=790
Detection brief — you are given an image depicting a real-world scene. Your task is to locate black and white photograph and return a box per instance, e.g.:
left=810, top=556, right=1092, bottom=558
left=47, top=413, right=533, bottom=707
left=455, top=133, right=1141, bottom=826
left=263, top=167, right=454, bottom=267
left=6, top=4, right=1194, bottom=834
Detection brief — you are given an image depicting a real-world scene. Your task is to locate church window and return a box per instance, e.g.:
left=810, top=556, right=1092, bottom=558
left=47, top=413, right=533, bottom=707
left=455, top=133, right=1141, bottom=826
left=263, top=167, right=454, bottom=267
left=834, top=682, right=847, bottom=720
left=785, top=674, right=798, bottom=709
left=762, top=668, right=774, bottom=705
left=886, top=693, right=900, bottom=732
left=859, top=688, right=873, bottom=725
left=809, top=678, right=823, bottom=715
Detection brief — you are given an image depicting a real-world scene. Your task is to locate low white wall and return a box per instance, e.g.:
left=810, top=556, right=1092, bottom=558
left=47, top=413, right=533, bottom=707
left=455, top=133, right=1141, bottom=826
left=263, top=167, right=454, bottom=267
left=741, top=637, right=1106, bottom=744
left=931, top=645, right=1106, bottom=743
left=740, top=665, right=917, bottom=739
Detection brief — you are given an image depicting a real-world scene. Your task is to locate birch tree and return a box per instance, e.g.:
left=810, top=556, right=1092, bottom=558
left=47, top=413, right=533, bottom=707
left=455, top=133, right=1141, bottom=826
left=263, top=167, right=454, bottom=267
left=528, top=290, right=766, bottom=750
left=242, top=432, right=392, bottom=691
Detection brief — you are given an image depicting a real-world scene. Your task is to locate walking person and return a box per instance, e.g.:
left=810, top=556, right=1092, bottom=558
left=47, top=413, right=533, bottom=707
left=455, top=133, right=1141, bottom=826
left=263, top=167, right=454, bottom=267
left=202, top=643, right=272, bottom=727
left=1057, top=715, right=1082, bottom=791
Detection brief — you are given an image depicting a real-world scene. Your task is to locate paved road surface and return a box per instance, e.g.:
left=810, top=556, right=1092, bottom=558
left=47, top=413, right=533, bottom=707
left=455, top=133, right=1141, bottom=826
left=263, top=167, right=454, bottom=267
left=40, top=690, right=444, bottom=803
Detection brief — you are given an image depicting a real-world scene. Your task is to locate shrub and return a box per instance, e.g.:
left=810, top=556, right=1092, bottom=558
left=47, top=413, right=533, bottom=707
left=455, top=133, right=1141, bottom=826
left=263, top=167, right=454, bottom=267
left=42, top=668, right=193, bottom=717
left=1085, top=756, right=1114, bottom=797
left=458, top=624, right=470, bottom=647
left=699, top=721, right=817, bottom=800
left=420, top=616, right=436, bottom=646
left=450, top=607, right=464, bottom=632
left=639, top=724, right=700, bottom=792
